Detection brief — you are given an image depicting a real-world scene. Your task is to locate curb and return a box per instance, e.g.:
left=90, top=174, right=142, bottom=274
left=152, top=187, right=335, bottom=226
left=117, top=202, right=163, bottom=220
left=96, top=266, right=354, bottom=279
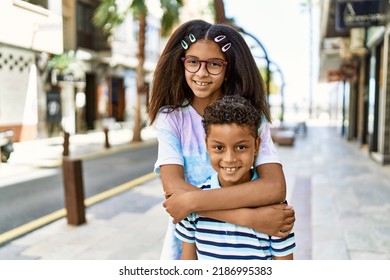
left=0, top=172, right=159, bottom=246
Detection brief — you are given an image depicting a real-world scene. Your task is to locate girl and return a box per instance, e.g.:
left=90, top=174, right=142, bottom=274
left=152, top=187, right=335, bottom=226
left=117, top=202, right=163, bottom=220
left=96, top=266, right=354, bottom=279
left=148, top=19, right=295, bottom=260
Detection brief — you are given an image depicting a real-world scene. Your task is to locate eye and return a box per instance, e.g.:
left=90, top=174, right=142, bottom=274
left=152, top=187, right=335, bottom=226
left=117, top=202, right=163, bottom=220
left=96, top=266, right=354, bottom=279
left=236, top=145, right=248, bottom=151
left=208, top=59, right=224, bottom=68
left=213, top=145, right=224, bottom=151
left=186, top=58, right=199, bottom=65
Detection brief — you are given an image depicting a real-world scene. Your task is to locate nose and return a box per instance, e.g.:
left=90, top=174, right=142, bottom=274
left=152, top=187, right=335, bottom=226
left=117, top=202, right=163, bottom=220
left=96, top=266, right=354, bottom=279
left=223, top=148, right=236, bottom=162
left=197, top=61, right=209, bottom=76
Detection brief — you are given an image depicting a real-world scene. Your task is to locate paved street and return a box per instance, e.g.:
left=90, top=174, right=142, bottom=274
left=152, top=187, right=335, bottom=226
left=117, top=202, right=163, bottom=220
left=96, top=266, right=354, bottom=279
left=0, top=122, right=390, bottom=260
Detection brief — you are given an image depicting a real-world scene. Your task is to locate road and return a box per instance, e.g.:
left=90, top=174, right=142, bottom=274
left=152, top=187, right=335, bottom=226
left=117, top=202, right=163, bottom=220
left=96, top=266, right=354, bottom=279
left=0, top=143, right=158, bottom=234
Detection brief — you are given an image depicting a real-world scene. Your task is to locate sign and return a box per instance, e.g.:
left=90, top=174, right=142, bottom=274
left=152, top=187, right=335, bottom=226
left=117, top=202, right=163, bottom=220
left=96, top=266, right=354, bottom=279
left=336, top=0, right=387, bottom=30
left=46, top=91, right=62, bottom=123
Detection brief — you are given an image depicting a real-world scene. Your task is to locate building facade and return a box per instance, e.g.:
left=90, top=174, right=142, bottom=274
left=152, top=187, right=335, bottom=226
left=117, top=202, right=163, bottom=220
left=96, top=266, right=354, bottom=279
left=319, top=0, right=390, bottom=165
left=0, top=0, right=63, bottom=141
left=0, top=0, right=163, bottom=141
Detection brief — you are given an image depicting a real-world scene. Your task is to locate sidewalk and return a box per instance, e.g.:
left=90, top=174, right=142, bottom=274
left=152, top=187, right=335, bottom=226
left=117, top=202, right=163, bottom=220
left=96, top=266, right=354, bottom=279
left=281, top=122, right=390, bottom=260
left=1, top=122, right=390, bottom=259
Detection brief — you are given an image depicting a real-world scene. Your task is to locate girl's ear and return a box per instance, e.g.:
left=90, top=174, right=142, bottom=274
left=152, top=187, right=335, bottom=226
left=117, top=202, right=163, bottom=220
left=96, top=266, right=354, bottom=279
left=254, top=136, right=261, bottom=156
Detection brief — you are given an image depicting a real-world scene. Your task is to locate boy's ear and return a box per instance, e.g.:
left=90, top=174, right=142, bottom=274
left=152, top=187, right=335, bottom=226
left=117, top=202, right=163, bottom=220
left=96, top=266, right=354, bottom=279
left=254, top=136, right=261, bottom=156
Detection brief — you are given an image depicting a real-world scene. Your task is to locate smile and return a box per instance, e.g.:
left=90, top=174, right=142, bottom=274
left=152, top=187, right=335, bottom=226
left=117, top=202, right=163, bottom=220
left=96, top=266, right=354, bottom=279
left=194, top=81, right=211, bottom=86
left=222, top=167, right=240, bottom=173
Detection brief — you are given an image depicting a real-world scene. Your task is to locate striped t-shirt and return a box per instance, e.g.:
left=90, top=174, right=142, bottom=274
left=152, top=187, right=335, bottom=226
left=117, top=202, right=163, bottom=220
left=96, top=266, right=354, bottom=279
left=175, top=172, right=296, bottom=260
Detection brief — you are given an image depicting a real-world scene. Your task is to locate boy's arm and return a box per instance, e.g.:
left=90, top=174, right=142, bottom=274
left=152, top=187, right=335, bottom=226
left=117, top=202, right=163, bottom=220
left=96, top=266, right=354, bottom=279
left=161, top=164, right=294, bottom=238
left=181, top=242, right=198, bottom=260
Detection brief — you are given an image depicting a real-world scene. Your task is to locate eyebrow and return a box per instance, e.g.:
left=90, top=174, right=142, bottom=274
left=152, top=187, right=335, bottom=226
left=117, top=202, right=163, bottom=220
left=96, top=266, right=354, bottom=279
left=208, top=138, right=251, bottom=145
left=185, top=55, right=225, bottom=61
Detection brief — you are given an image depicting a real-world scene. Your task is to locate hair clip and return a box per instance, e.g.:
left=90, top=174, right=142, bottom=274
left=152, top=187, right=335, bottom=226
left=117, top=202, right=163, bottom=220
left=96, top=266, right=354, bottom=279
left=189, top=33, right=196, bottom=42
left=221, top=43, right=231, bottom=52
left=181, top=40, right=188, bottom=49
left=214, top=35, right=226, bottom=42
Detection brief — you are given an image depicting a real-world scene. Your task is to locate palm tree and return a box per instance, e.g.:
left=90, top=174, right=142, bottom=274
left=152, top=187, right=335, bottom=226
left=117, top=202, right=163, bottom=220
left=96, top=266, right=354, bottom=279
left=213, top=0, right=228, bottom=24
left=93, top=0, right=183, bottom=142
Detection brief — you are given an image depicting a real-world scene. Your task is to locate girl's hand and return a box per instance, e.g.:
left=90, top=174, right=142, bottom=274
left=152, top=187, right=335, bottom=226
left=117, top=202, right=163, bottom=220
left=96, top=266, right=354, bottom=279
left=163, top=189, right=194, bottom=223
left=248, top=204, right=295, bottom=237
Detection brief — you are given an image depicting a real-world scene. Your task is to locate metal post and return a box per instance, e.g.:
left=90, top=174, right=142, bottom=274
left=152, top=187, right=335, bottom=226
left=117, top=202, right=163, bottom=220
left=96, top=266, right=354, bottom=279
left=104, top=127, right=110, bottom=149
left=63, top=131, right=70, bottom=156
left=62, top=158, right=86, bottom=225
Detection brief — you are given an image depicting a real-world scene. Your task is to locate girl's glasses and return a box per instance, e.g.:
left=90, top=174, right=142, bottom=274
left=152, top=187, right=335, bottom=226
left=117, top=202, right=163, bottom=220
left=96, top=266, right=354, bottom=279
left=181, top=56, right=227, bottom=75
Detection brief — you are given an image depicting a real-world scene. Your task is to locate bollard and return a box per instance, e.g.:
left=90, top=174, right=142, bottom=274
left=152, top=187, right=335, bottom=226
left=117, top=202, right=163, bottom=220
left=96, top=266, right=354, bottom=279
left=63, top=132, right=70, bottom=156
left=104, top=127, right=110, bottom=149
left=62, top=157, right=86, bottom=225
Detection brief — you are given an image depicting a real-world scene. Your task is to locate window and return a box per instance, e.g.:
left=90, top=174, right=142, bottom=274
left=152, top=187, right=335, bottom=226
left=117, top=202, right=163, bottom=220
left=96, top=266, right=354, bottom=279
left=22, top=0, right=48, bottom=9
left=76, top=1, right=109, bottom=51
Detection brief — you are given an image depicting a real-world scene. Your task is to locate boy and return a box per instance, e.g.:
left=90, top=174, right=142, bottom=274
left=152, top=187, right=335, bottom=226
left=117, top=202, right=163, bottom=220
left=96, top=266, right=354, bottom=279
left=174, top=95, right=296, bottom=260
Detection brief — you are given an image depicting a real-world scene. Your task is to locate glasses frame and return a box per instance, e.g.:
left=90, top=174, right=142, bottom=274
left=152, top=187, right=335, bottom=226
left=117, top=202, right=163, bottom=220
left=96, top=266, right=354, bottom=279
left=181, top=56, right=227, bottom=75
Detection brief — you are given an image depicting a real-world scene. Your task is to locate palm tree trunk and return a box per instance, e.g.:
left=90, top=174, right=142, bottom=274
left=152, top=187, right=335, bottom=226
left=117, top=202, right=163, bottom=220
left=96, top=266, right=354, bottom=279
left=214, top=0, right=227, bottom=23
left=132, top=15, right=147, bottom=142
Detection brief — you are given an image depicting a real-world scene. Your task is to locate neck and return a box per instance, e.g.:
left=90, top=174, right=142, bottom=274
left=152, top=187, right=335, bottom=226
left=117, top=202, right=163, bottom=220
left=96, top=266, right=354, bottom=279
left=191, top=95, right=221, bottom=116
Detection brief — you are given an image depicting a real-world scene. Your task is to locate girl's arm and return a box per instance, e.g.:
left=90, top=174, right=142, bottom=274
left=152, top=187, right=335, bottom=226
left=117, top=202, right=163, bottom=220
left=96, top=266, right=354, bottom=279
left=162, top=163, right=285, bottom=213
left=197, top=205, right=294, bottom=238
left=189, top=163, right=286, bottom=211
left=161, top=164, right=295, bottom=237
left=273, top=254, right=294, bottom=260
left=181, top=242, right=198, bottom=260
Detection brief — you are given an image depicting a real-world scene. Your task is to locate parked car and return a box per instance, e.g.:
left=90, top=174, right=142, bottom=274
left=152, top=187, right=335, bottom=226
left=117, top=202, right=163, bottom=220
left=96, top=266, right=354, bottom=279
left=0, top=129, right=14, bottom=162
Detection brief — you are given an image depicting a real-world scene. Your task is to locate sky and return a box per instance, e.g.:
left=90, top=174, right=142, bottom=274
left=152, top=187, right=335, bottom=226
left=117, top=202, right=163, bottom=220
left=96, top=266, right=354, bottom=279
left=223, top=0, right=322, bottom=119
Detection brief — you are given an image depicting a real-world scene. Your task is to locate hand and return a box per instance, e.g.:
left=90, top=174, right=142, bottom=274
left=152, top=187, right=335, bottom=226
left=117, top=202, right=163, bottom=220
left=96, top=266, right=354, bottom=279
left=248, top=204, right=295, bottom=238
left=163, top=189, right=194, bottom=223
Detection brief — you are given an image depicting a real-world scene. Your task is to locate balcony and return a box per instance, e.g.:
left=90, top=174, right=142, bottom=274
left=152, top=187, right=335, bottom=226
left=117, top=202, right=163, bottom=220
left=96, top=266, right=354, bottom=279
left=0, top=0, right=63, bottom=54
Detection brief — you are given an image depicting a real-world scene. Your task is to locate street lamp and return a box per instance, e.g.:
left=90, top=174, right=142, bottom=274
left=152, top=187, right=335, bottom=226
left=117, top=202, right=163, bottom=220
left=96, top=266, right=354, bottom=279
left=270, top=61, right=286, bottom=123
left=236, top=27, right=286, bottom=122
left=236, top=27, right=271, bottom=102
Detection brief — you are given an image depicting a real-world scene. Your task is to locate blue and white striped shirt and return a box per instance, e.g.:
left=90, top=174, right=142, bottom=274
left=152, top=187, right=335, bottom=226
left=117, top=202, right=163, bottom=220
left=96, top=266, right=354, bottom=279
left=175, top=172, right=296, bottom=260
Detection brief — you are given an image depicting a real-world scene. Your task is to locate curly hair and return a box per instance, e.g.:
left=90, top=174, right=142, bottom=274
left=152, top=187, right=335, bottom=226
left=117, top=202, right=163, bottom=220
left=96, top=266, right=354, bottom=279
left=202, top=95, right=262, bottom=138
left=148, top=19, right=270, bottom=124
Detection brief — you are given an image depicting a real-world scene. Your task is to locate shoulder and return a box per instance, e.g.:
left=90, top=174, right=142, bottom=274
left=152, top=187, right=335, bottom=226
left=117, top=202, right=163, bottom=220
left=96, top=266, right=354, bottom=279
left=258, top=117, right=270, bottom=134
left=154, top=106, right=185, bottom=129
left=198, top=173, right=220, bottom=190
left=198, top=179, right=212, bottom=190
left=155, top=105, right=193, bottom=123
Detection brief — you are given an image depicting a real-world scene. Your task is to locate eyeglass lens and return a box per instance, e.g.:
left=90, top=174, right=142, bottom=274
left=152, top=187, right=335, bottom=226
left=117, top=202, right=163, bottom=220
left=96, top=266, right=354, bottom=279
left=182, top=57, right=226, bottom=75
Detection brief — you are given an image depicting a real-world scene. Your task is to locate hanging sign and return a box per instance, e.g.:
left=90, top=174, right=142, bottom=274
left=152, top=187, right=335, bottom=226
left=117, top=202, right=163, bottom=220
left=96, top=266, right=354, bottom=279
left=336, top=0, right=387, bottom=30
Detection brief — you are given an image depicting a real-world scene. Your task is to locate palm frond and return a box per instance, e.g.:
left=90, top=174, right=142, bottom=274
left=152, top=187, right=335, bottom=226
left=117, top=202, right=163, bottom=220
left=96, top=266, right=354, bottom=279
left=93, top=0, right=124, bottom=34
left=160, top=0, right=183, bottom=36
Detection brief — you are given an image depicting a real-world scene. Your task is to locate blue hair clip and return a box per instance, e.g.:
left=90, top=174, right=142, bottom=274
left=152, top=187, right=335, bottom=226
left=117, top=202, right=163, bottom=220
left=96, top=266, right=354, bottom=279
left=189, top=33, right=196, bottom=42
left=181, top=40, right=188, bottom=49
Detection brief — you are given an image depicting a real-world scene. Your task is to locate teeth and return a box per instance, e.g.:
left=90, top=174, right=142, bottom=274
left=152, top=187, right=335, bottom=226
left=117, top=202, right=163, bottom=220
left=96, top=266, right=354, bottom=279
left=195, top=81, right=210, bottom=86
left=223, top=167, right=238, bottom=172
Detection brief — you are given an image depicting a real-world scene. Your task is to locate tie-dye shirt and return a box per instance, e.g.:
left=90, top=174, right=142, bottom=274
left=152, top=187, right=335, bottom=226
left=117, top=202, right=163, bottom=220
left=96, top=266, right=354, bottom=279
left=154, top=104, right=282, bottom=259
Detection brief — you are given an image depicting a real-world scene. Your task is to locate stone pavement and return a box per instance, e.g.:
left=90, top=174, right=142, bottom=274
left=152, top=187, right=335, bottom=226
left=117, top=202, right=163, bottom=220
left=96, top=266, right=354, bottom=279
left=1, top=122, right=390, bottom=260
left=280, top=123, right=390, bottom=260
